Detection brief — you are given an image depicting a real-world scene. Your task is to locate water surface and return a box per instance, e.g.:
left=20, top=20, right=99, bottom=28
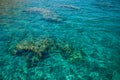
left=0, top=0, right=120, bottom=80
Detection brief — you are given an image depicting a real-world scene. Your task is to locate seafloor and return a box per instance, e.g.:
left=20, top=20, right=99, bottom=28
left=0, top=0, right=120, bottom=80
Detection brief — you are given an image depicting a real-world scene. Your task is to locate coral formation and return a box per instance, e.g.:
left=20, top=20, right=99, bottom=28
left=16, top=39, right=41, bottom=58
left=58, top=43, right=83, bottom=63
left=8, top=36, right=84, bottom=68
left=67, top=50, right=82, bottom=63
left=14, top=37, right=56, bottom=67
left=60, top=43, right=73, bottom=54
left=15, top=38, right=55, bottom=58
left=24, top=7, right=63, bottom=22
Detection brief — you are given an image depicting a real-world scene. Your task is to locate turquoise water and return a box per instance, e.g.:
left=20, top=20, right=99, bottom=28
left=0, top=0, right=120, bottom=80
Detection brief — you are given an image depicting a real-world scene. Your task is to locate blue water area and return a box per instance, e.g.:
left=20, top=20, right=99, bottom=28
left=0, top=0, right=120, bottom=80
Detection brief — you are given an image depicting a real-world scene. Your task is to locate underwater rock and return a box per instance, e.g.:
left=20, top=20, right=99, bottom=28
left=57, top=4, right=80, bottom=10
left=24, top=7, right=63, bottom=22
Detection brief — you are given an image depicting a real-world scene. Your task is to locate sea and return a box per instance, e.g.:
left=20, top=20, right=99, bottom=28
left=0, top=0, right=120, bottom=80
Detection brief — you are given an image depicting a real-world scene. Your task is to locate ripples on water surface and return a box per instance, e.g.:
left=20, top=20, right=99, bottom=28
left=0, top=0, right=120, bottom=80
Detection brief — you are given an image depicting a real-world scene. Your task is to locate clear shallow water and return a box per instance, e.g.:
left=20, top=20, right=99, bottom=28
left=0, top=0, right=120, bottom=80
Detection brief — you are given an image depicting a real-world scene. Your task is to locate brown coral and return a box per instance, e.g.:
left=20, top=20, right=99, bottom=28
left=58, top=42, right=83, bottom=63
left=14, top=37, right=83, bottom=66
left=68, top=50, right=82, bottom=63
left=15, top=38, right=55, bottom=59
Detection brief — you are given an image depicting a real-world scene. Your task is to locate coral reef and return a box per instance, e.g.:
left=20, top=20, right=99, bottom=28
left=16, top=39, right=41, bottom=57
left=68, top=50, right=82, bottom=63
left=13, top=37, right=83, bottom=66
left=24, top=7, right=63, bottom=22
left=15, top=38, right=55, bottom=58
left=60, top=43, right=73, bottom=54
left=14, top=37, right=55, bottom=67
left=58, top=42, right=83, bottom=63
